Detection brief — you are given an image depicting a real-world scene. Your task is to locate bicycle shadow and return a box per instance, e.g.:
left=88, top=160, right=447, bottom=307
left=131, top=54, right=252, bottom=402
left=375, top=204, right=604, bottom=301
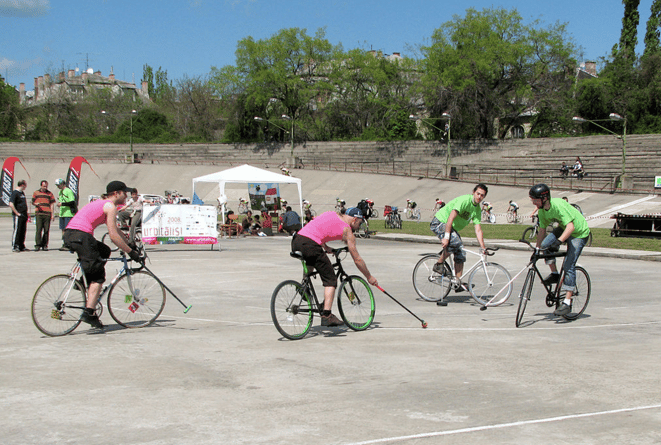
left=517, top=312, right=592, bottom=328
left=276, top=322, right=381, bottom=341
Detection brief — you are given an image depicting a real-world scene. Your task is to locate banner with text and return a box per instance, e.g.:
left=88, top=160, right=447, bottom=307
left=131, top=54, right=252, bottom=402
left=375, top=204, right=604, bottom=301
left=141, top=204, right=218, bottom=245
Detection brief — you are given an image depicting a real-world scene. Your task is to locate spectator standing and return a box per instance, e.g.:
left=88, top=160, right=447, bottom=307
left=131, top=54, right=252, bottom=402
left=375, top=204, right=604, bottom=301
left=31, top=180, right=56, bottom=251
left=281, top=206, right=302, bottom=235
left=9, top=179, right=29, bottom=252
left=55, top=178, right=77, bottom=250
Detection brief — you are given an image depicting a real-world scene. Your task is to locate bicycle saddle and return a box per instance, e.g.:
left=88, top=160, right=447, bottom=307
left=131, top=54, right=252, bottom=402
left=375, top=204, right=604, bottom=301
left=290, top=251, right=304, bottom=260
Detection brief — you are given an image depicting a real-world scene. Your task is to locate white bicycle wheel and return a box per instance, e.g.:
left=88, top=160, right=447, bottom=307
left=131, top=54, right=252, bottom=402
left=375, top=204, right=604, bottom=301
left=412, top=255, right=452, bottom=302
left=468, top=262, right=513, bottom=307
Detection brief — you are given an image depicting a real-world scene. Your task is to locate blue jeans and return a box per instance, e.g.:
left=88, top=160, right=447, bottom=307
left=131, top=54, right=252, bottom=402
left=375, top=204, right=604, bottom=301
left=541, top=228, right=588, bottom=292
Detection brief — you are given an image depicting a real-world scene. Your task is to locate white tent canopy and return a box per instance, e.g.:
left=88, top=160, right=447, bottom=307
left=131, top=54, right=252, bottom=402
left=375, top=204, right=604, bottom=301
left=192, top=164, right=303, bottom=221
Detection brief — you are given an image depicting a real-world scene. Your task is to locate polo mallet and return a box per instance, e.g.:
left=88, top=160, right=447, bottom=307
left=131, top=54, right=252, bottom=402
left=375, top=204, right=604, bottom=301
left=140, top=263, right=192, bottom=313
left=376, top=285, right=427, bottom=328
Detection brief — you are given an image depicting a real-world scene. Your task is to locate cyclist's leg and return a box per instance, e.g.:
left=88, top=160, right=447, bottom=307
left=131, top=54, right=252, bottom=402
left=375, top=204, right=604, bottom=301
left=540, top=229, right=561, bottom=278
left=555, top=235, right=588, bottom=314
left=129, top=210, right=142, bottom=244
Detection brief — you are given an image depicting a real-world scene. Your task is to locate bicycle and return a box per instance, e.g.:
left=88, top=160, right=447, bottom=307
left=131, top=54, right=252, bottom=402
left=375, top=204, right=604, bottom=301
left=431, top=199, right=445, bottom=218
left=514, top=238, right=591, bottom=327
left=303, top=200, right=317, bottom=218
left=270, top=246, right=375, bottom=340
left=102, top=215, right=143, bottom=252
left=506, top=208, right=521, bottom=224
left=384, top=206, right=402, bottom=229
left=481, top=208, right=496, bottom=224
left=367, top=199, right=378, bottom=218
left=31, top=249, right=191, bottom=337
left=412, top=247, right=512, bottom=307
left=355, top=218, right=371, bottom=239
left=237, top=198, right=250, bottom=214
left=405, top=199, right=421, bottom=221
left=335, top=198, right=346, bottom=215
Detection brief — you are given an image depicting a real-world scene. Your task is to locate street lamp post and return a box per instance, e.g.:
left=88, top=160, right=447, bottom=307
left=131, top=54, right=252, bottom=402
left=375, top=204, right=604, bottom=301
left=281, top=114, right=294, bottom=156
left=101, top=109, right=137, bottom=160
left=254, top=116, right=290, bottom=149
left=409, top=113, right=452, bottom=178
left=572, top=113, right=627, bottom=182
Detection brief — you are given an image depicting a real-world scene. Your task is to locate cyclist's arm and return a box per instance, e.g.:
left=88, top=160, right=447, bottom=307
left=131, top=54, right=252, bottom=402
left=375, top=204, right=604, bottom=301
left=474, top=223, right=486, bottom=251
left=557, top=222, right=574, bottom=243
left=343, top=227, right=378, bottom=286
left=105, top=203, right=133, bottom=254
left=441, top=209, right=459, bottom=249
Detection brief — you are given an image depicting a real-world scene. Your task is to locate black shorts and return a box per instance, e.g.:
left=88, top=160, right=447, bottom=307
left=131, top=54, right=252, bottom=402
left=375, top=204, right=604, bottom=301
left=291, top=234, right=337, bottom=288
left=63, top=229, right=111, bottom=284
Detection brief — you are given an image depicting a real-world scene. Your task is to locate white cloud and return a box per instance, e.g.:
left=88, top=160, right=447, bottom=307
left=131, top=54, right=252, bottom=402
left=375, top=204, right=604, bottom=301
left=0, top=0, right=50, bottom=17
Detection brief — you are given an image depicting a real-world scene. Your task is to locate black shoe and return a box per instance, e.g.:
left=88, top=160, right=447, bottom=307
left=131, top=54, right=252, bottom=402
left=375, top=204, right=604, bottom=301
left=543, top=273, right=560, bottom=286
left=455, top=282, right=473, bottom=293
left=81, top=310, right=104, bottom=329
left=432, top=262, right=446, bottom=274
left=12, top=248, right=20, bottom=253
left=42, top=247, right=49, bottom=251
left=35, top=246, right=41, bottom=251
left=59, top=246, right=68, bottom=251
left=554, top=303, right=572, bottom=316
left=320, top=313, right=344, bottom=327
left=436, top=300, right=448, bottom=306
left=20, top=248, right=30, bottom=252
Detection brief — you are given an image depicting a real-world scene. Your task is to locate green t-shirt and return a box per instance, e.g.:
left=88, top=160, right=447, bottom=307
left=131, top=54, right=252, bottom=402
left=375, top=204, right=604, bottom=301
left=538, top=198, right=590, bottom=239
left=434, top=194, right=481, bottom=232
left=58, top=187, right=76, bottom=218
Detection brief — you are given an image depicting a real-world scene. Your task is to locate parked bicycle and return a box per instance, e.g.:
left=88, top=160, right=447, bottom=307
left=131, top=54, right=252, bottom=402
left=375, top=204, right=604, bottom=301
left=405, top=199, right=421, bottom=221
left=270, top=246, right=375, bottom=340
left=31, top=248, right=192, bottom=336
left=412, top=247, right=512, bottom=307
left=514, top=238, right=591, bottom=327
left=384, top=206, right=402, bottom=229
left=367, top=199, right=378, bottom=218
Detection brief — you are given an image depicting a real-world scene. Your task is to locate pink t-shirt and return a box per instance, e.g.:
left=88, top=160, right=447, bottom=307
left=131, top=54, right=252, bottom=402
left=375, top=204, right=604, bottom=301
left=297, top=211, right=349, bottom=244
left=66, top=199, right=110, bottom=235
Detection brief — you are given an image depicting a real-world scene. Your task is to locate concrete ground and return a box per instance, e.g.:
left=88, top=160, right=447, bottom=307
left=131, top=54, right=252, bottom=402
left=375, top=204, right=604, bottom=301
left=2, top=218, right=661, bottom=445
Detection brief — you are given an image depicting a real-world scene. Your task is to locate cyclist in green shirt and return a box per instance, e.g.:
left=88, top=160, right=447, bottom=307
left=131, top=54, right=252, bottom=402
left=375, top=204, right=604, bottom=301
left=430, top=184, right=488, bottom=295
left=529, top=184, right=590, bottom=316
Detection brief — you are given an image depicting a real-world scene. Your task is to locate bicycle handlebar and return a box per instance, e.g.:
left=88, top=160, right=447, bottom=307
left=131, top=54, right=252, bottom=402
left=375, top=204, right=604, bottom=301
left=518, top=238, right=568, bottom=259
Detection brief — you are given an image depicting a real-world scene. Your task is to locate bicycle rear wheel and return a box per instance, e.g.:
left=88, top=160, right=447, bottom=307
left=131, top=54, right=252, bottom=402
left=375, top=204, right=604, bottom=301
left=337, top=275, right=375, bottom=331
left=107, top=271, right=166, bottom=328
left=506, top=212, right=515, bottom=223
left=412, top=255, right=452, bottom=302
left=515, top=269, right=535, bottom=328
left=468, top=262, right=512, bottom=307
left=356, top=220, right=369, bottom=238
left=394, top=214, right=402, bottom=229
left=31, top=274, right=86, bottom=336
left=371, top=209, right=378, bottom=218
left=557, top=266, right=591, bottom=320
left=270, top=280, right=313, bottom=340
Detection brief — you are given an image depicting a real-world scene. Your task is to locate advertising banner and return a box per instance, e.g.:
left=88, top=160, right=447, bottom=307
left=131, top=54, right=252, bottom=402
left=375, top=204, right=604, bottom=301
left=65, top=156, right=98, bottom=206
left=655, top=176, right=661, bottom=189
left=0, top=157, right=30, bottom=206
left=141, top=204, right=218, bottom=245
left=248, top=182, right=280, bottom=212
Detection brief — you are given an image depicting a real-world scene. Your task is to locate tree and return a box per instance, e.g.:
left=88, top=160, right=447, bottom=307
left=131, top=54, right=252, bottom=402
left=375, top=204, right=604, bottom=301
left=421, top=7, right=577, bottom=139
left=142, top=64, right=174, bottom=102
left=617, top=0, right=641, bottom=63
left=0, top=76, right=23, bottom=139
left=644, top=0, right=661, bottom=57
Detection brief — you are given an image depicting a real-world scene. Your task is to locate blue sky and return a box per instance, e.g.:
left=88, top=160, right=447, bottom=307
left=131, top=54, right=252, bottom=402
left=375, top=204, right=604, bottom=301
left=0, top=0, right=655, bottom=90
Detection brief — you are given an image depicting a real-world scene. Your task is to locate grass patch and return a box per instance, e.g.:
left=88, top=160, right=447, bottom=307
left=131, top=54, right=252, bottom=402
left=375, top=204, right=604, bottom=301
left=368, top=219, right=661, bottom=252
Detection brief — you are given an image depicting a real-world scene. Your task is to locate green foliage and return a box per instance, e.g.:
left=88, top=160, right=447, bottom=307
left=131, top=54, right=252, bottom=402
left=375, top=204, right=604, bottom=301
left=0, top=76, right=23, bottom=139
left=114, top=109, right=179, bottom=143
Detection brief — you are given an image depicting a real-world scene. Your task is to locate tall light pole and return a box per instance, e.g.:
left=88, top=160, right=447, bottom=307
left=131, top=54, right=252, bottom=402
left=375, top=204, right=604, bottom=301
left=410, top=113, right=452, bottom=178
left=572, top=113, right=627, bottom=180
left=281, top=114, right=294, bottom=156
left=254, top=116, right=290, bottom=149
left=101, top=109, right=137, bottom=160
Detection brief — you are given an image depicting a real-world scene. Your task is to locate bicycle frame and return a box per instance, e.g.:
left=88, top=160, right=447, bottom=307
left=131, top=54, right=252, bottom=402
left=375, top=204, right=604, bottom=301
left=442, top=247, right=494, bottom=285
left=293, top=248, right=354, bottom=312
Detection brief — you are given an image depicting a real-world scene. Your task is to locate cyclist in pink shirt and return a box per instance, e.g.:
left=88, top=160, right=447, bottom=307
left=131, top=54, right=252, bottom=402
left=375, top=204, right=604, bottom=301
left=63, top=181, right=142, bottom=329
left=292, top=207, right=378, bottom=327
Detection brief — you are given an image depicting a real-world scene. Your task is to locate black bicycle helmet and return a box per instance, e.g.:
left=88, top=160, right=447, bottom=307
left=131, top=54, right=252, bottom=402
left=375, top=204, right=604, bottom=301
left=529, top=183, right=551, bottom=200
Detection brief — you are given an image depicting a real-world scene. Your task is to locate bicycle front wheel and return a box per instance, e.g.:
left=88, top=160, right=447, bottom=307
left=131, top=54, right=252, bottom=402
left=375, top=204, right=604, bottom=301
left=356, top=220, right=369, bottom=239
left=412, top=255, right=452, bottom=302
left=108, top=271, right=166, bottom=328
left=522, top=226, right=537, bottom=241
left=394, top=215, right=402, bottom=229
left=515, top=269, right=535, bottom=327
left=468, top=262, right=512, bottom=307
left=586, top=232, right=593, bottom=247
left=337, top=275, right=375, bottom=331
left=270, top=280, right=313, bottom=340
left=506, top=212, right=515, bottom=223
left=31, top=274, right=86, bottom=336
left=371, top=209, right=378, bottom=218
left=557, top=266, right=591, bottom=320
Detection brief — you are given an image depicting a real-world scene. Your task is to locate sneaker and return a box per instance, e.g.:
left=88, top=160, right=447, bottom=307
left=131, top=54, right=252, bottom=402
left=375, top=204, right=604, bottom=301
left=554, top=303, right=572, bottom=316
left=80, top=310, right=104, bottom=329
left=34, top=246, right=41, bottom=251
left=432, top=262, right=447, bottom=274
left=543, top=273, right=560, bottom=286
left=436, top=299, right=448, bottom=306
left=42, top=247, right=49, bottom=252
left=321, top=313, right=344, bottom=327
left=12, top=248, right=20, bottom=253
left=454, top=282, right=473, bottom=293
